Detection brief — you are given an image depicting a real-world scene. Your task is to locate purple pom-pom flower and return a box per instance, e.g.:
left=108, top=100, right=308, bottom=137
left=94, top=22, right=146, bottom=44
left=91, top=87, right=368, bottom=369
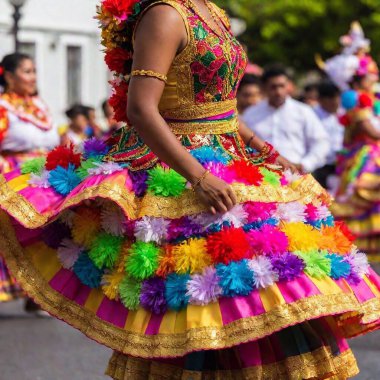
left=140, top=277, right=167, bottom=314
left=168, top=216, right=203, bottom=241
left=270, top=252, right=305, bottom=282
left=129, top=170, right=148, bottom=197
left=83, top=138, right=110, bottom=158
left=186, top=267, right=222, bottom=305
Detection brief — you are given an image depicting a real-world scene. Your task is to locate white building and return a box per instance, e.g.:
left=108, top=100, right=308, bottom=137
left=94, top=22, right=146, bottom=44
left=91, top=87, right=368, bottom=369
left=0, top=0, right=109, bottom=124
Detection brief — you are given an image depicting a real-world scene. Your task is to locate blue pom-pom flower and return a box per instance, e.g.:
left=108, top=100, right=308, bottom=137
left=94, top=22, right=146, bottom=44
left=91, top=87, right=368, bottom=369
left=73, top=253, right=103, bottom=288
left=328, top=254, right=351, bottom=280
left=216, top=260, right=254, bottom=297
left=165, top=273, right=190, bottom=311
left=48, top=164, right=81, bottom=195
left=191, top=146, right=230, bottom=165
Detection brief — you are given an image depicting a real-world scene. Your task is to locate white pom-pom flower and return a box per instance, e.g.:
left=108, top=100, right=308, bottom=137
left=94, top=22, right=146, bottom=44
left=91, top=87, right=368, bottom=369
left=88, top=162, right=123, bottom=176
left=248, top=256, right=279, bottom=289
left=28, top=170, right=51, bottom=188
left=101, top=203, right=126, bottom=236
left=134, top=216, right=170, bottom=244
left=57, top=238, right=84, bottom=269
left=275, top=202, right=306, bottom=222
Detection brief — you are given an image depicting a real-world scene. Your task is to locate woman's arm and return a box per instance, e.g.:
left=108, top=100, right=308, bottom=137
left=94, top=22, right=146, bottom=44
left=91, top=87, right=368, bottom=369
left=128, top=5, right=236, bottom=213
left=358, top=119, right=380, bottom=140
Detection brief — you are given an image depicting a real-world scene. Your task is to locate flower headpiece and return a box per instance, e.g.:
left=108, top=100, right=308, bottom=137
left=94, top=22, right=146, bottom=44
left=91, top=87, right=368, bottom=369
left=0, top=65, right=4, bottom=76
left=321, top=22, right=378, bottom=90
left=96, top=0, right=154, bottom=122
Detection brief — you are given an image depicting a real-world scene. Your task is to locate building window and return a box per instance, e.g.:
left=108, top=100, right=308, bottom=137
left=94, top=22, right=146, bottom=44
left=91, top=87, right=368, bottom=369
left=67, top=45, right=82, bottom=106
left=19, top=42, right=36, bottom=60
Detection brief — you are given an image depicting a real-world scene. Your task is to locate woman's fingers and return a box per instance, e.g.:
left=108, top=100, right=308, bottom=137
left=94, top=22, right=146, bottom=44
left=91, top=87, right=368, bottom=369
left=227, top=188, right=238, bottom=205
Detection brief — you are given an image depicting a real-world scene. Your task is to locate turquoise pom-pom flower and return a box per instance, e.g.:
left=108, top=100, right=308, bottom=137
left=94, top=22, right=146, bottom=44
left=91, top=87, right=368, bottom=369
left=165, top=273, right=190, bottom=311
left=328, top=253, right=351, bottom=280
left=73, top=253, right=103, bottom=288
left=20, top=157, right=46, bottom=175
left=88, top=233, right=124, bottom=269
left=216, top=260, right=254, bottom=297
left=147, top=166, right=186, bottom=197
left=48, top=164, right=81, bottom=195
left=191, top=146, right=230, bottom=165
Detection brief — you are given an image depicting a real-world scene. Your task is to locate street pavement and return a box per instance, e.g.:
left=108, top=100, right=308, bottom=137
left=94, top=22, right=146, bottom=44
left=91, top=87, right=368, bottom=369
left=0, top=300, right=379, bottom=380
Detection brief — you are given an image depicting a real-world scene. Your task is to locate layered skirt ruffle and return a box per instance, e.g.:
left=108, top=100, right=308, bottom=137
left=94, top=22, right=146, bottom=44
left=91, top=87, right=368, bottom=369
left=332, top=142, right=380, bottom=261
left=0, top=129, right=380, bottom=378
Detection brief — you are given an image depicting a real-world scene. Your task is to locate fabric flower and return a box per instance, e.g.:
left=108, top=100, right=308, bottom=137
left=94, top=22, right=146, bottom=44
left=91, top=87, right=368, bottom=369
left=244, top=202, right=277, bottom=222
left=186, top=267, right=222, bottom=305
left=275, top=202, right=306, bottom=223
left=48, top=164, right=81, bottom=195
left=109, top=80, right=129, bottom=122
left=147, top=166, right=186, bottom=197
left=104, top=47, right=132, bottom=74
left=226, top=160, right=263, bottom=185
left=101, top=203, right=126, bottom=236
left=102, top=0, right=139, bottom=22
left=21, top=157, right=46, bottom=175
left=191, top=146, right=230, bottom=165
left=296, top=250, right=331, bottom=278
left=28, top=170, right=51, bottom=188
left=119, top=276, right=141, bottom=310
left=328, top=254, right=351, bottom=280
left=101, top=271, right=124, bottom=300
left=72, top=207, right=101, bottom=248
left=206, top=227, right=250, bottom=264
left=281, top=222, right=320, bottom=252
left=283, top=169, right=301, bottom=184
left=87, top=161, right=123, bottom=176
left=165, top=273, right=190, bottom=311
left=125, top=241, right=160, bottom=280
left=156, top=246, right=176, bottom=278
left=247, top=225, right=289, bottom=255
left=216, top=260, right=254, bottom=297
left=134, top=216, right=169, bottom=244
left=173, top=238, right=210, bottom=274
left=88, top=233, right=124, bottom=269
left=129, top=170, right=148, bottom=197
left=260, top=167, right=281, bottom=186
left=140, top=277, right=167, bottom=314
left=57, top=238, right=84, bottom=269
left=270, top=252, right=305, bottom=282
left=84, top=138, right=110, bottom=158
left=167, top=216, right=203, bottom=241
left=248, top=256, right=279, bottom=288
left=212, top=205, right=248, bottom=228
left=345, top=249, right=369, bottom=279
left=73, top=253, right=103, bottom=289
left=45, top=144, right=82, bottom=170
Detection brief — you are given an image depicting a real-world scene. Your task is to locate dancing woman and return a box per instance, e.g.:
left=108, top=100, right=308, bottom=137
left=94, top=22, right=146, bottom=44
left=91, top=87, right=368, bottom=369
left=0, top=2, right=379, bottom=378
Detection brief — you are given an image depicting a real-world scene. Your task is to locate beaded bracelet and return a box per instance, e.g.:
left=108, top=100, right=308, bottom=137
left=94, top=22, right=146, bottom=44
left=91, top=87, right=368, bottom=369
left=191, top=170, right=210, bottom=192
left=131, top=69, right=168, bottom=83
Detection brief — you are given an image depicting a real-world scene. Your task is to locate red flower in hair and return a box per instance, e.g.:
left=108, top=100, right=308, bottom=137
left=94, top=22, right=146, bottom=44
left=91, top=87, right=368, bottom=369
left=227, top=160, right=263, bottom=185
left=358, top=93, right=373, bottom=108
left=105, top=48, right=132, bottom=74
left=206, top=228, right=251, bottom=264
left=45, top=144, right=82, bottom=170
left=102, top=0, right=139, bottom=21
left=109, top=80, right=129, bottom=122
left=0, top=66, right=4, bottom=76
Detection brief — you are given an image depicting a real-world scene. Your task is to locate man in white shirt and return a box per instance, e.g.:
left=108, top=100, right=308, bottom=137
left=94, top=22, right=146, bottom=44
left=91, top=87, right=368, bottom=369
left=242, top=66, right=329, bottom=173
left=313, top=81, right=344, bottom=188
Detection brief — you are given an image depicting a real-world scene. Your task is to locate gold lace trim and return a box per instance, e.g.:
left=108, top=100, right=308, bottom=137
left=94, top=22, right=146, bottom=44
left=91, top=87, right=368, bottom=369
left=160, top=99, right=237, bottom=120
left=105, top=348, right=358, bottom=380
left=0, top=209, right=379, bottom=358
left=0, top=174, right=327, bottom=228
left=168, top=117, right=238, bottom=135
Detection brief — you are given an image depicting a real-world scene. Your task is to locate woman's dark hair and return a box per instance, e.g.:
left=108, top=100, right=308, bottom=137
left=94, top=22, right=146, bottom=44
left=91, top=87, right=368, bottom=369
left=0, top=52, right=32, bottom=88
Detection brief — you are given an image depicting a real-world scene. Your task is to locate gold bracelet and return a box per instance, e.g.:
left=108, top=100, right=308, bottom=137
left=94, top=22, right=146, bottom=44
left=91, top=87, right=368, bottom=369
left=191, top=170, right=210, bottom=192
left=131, top=69, right=168, bottom=83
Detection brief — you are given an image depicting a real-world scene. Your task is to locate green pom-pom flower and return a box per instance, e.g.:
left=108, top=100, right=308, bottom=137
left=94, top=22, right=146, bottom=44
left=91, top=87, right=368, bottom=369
left=147, top=166, right=186, bottom=197
left=88, top=233, right=124, bottom=269
left=20, top=157, right=46, bottom=175
left=119, top=276, right=141, bottom=310
left=76, top=158, right=101, bottom=180
left=296, top=250, right=331, bottom=278
left=125, top=241, right=160, bottom=280
left=260, top=167, right=280, bottom=186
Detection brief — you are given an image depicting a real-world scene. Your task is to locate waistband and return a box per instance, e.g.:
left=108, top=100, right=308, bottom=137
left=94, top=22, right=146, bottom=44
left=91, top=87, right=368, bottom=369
left=167, top=116, right=239, bottom=135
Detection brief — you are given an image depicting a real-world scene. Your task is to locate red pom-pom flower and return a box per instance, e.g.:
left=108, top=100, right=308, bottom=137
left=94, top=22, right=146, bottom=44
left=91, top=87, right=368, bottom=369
left=358, top=93, right=373, bottom=109
left=206, top=228, right=251, bottom=265
left=102, top=0, right=139, bottom=21
left=45, top=144, right=82, bottom=170
left=109, top=80, right=129, bottom=122
left=105, top=48, right=132, bottom=74
left=227, top=160, right=263, bottom=185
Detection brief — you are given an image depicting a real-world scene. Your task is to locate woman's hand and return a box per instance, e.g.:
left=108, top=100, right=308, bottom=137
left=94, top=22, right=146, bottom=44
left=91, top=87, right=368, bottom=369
left=194, top=174, right=237, bottom=214
left=275, top=155, right=299, bottom=173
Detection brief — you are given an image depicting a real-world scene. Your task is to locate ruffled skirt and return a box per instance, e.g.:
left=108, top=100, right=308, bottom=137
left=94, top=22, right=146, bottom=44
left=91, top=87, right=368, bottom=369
left=0, top=129, right=380, bottom=378
left=332, top=142, right=380, bottom=261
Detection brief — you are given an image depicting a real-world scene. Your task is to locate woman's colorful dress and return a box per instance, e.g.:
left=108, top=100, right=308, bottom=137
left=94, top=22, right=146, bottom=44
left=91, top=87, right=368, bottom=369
left=332, top=94, right=380, bottom=262
left=0, top=1, right=380, bottom=378
left=0, top=92, right=59, bottom=301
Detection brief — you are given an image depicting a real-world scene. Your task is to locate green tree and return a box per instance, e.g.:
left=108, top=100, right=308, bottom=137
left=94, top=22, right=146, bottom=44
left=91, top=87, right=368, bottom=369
left=215, top=0, right=380, bottom=72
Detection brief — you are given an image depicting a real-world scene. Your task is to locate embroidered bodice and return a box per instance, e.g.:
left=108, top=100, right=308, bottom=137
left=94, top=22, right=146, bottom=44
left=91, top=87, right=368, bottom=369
left=155, top=0, right=247, bottom=120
